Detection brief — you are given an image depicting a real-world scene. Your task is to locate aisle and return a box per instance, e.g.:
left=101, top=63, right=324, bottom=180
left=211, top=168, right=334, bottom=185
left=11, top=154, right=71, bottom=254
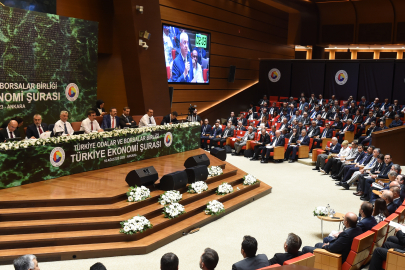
left=0, top=154, right=361, bottom=270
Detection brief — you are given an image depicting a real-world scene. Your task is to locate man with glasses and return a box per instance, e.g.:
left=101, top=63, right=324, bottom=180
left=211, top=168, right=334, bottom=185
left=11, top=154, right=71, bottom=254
left=191, top=49, right=204, bottom=83
left=0, top=120, right=20, bottom=141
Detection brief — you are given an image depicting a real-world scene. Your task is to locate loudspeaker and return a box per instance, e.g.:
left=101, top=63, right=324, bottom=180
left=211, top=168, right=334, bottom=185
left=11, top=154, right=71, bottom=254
left=125, top=166, right=158, bottom=187
left=209, top=147, right=226, bottom=161
left=159, top=171, right=188, bottom=191
left=228, top=65, right=236, bottom=83
left=184, top=154, right=210, bottom=168
left=169, top=86, right=174, bottom=108
left=185, top=165, right=209, bottom=183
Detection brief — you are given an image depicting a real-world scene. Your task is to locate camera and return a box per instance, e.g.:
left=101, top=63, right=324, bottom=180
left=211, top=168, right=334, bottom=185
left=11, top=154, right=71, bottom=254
left=188, top=104, right=197, bottom=114
left=142, top=43, right=148, bottom=50
left=139, top=39, right=148, bottom=50
left=136, top=5, right=143, bottom=14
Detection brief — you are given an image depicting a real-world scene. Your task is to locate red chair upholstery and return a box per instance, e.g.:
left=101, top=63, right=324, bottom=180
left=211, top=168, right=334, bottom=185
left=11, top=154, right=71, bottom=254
left=203, top=69, right=208, bottom=82
left=279, top=96, right=288, bottom=101
left=342, top=230, right=375, bottom=270
left=171, top=49, right=176, bottom=61
left=257, top=264, right=281, bottom=269
left=284, top=252, right=315, bottom=267
left=269, top=96, right=278, bottom=102
left=312, top=141, right=332, bottom=162
left=229, top=130, right=246, bottom=148
left=166, top=66, right=171, bottom=80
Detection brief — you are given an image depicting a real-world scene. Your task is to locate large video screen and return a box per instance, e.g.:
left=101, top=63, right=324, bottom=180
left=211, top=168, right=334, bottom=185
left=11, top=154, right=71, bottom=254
left=162, top=24, right=210, bottom=84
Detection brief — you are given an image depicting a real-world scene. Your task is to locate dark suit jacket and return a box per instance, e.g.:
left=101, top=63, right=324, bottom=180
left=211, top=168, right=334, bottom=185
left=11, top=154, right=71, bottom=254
left=319, top=111, right=331, bottom=120
left=357, top=216, right=377, bottom=233
left=226, top=116, right=238, bottom=126
left=240, top=118, right=248, bottom=126
left=383, top=111, right=395, bottom=119
left=222, top=128, right=234, bottom=138
left=102, top=115, right=120, bottom=129
left=319, top=128, right=333, bottom=138
left=160, top=114, right=177, bottom=125
left=341, top=124, right=354, bottom=132
left=393, top=198, right=402, bottom=209
left=328, top=143, right=341, bottom=154
left=323, top=227, right=363, bottom=263
left=315, top=119, right=323, bottom=126
left=332, top=121, right=343, bottom=130
left=362, top=116, right=376, bottom=126
left=270, top=136, right=285, bottom=147
left=298, top=102, right=309, bottom=110
left=236, top=126, right=248, bottom=131
left=269, top=251, right=303, bottom=266
left=201, top=124, right=212, bottom=136
left=387, top=203, right=397, bottom=215
left=171, top=53, right=194, bottom=82
left=93, top=107, right=105, bottom=116
left=247, top=112, right=259, bottom=120
left=26, top=123, right=49, bottom=139
left=378, top=162, right=393, bottom=179
left=209, top=127, right=222, bottom=137
left=0, top=128, right=21, bottom=141
left=352, top=115, right=363, bottom=124
left=268, top=107, right=278, bottom=115
left=298, top=135, right=310, bottom=146
left=389, top=120, right=403, bottom=128
left=359, top=100, right=369, bottom=108
left=120, top=115, right=137, bottom=128
left=257, top=133, right=271, bottom=145
left=307, top=126, right=320, bottom=138
left=232, top=254, right=269, bottom=270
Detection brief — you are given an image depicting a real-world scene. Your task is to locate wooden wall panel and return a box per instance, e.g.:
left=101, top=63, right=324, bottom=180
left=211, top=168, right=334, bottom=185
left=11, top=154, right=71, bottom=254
left=161, top=0, right=294, bottom=116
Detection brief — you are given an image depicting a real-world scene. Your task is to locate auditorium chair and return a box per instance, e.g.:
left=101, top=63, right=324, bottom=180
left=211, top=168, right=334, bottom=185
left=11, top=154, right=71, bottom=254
left=279, top=96, right=288, bottom=102
left=284, top=253, right=315, bottom=267
left=71, top=122, right=82, bottom=132
left=257, top=264, right=281, bottom=269
left=166, top=66, right=171, bottom=80
left=171, top=49, right=176, bottom=61
left=154, top=116, right=163, bottom=125
left=95, top=116, right=103, bottom=125
left=227, top=130, right=252, bottom=151
left=395, top=205, right=405, bottom=223
left=203, top=69, right=208, bottom=83
left=132, top=115, right=143, bottom=124
left=313, top=249, right=342, bottom=270
left=376, top=168, right=402, bottom=183
left=269, top=96, right=278, bottom=102
left=283, top=138, right=310, bottom=160
left=312, top=141, right=332, bottom=162
left=342, top=230, right=375, bottom=270
left=385, top=118, right=393, bottom=127
left=385, top=248, right=405, bottom=270
left=364, top=222, right=389, bottom=264
left=384, top=213, right=400, bottom=241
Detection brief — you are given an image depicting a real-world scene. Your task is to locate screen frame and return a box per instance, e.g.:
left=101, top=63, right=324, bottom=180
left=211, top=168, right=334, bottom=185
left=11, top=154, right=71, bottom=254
left=162, top=23, right=211, bottom=85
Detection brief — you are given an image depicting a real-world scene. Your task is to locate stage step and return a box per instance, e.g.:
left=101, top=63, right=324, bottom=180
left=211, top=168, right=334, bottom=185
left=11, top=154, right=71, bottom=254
left=0, top=184, right=271, bottom=264
left=0, top=170, right=237, bottom=223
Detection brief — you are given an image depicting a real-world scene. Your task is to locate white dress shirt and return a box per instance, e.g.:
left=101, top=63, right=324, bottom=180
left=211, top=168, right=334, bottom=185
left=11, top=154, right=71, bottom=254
left=337, top=146, right=351, bottom=157
left=6, top=127, right=15, bottom=138
left=192, top=62, right=204, bottom=83
left=81, top=118, right=101, bottom=134
left=54, top=120, right=74, bottom=135
left=139, top=114, right=156, bottom=127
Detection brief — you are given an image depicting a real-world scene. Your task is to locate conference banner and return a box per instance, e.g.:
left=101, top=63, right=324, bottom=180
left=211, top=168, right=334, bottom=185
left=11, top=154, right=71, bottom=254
left=0, top=6, right=98, bottom=125
left=323, top=61, right=359, bottom=101
left=290, top=61, right=325, bottom=98
left=0, top=125, right=201, bottom=188
left=259, top=60, right=292, bottom=98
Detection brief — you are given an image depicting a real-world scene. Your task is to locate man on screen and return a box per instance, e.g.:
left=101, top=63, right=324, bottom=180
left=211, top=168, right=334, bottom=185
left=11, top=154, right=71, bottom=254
left=191, top=49, right=204, bottom=83
left=171, top=32, right=194, bottom=83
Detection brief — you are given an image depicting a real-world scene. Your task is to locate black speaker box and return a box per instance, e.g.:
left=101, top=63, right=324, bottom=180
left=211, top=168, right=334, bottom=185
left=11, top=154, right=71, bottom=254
left=228, top=65, right=236, bottom=83
left=159, top=171, right=188, bottom=191
left=184, top=154, right=210, bottom=168
left=125, top=166, right=158, bottom=187
left=185, top=165, right=209, bottom=183
left=210, top=147, right=226, bottom=161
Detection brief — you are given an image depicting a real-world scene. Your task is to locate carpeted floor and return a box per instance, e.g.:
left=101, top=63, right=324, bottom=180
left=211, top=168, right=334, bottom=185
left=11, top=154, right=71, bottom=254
left=0, top=154, right=364, bottom=270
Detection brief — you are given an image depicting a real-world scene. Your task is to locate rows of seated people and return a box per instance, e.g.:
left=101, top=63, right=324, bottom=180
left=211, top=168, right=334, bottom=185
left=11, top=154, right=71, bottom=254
left=200, top=94, right=404, bottom=164
left=12, top=199, right=405, bottom=270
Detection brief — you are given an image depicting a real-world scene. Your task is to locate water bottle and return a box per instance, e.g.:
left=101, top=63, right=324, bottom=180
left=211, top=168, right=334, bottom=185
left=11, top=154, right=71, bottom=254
left=326, top=204, right=330, bottom=216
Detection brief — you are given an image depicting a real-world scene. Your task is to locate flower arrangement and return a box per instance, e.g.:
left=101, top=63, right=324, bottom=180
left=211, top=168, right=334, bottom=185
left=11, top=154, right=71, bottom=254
left=313, top=206, right=328, bottom=216
left=216, top=182, right=233, bottom=195
left=243, top=174, right=259, bottom=185
left=187, top=181, right=208, bottom=194
left=163, top=203, right=186, bottom=219
left=127, top=186, right=151, bottom=202
left=0, top=122, right=201, bottom=151
left=120, top=215, right=153, bottom=235
left=158, top=190, right=182, bottom=205
left=208, top=166, right=223, bottom=177
left=205, top=200, right=225, bottom=216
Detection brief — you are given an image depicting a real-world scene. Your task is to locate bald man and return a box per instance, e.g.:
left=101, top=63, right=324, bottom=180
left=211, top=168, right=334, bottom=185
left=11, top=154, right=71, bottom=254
left=171, top=32, right=194, bottom=82
left=381, top=190, right=397, bottom=215
left=0, top=120, right=21, bottom=141
left=302, top=212, right=363, bottom=263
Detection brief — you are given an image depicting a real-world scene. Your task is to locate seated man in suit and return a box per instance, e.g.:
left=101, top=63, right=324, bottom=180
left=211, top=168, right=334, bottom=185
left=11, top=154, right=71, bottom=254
left=354, top=154, right=384, bottom=198
left=288, top=110, right=301, bottom=125
left=309, top=106, right=321, bottom=120
left=261, top=130, right=285, bottom=163
left=251, top=128, right=270, bottom=161
left=246, top=109, right=258, bottom=121
left=358, top=121, right=380, bottom=145
left=307, top=121, right=320, bottom=139
left=120, top=107, right=137, bottom=128
left=26, top=114, right=48, bottom=139
left=171, top=32, right=194, bottom=82
left=336, top=119, right=354, bottom=143
left=288, top=96, right=297, bottom=107
left=313, top=137, right=341, bottom=171
left=81, top=110, right=103, bottom=134
left=207, top=121, right=222, bottom=150
left=235, top=121, right=247, bottom=131
left=357, top=202, right=377, bottom=232
left=0, top=119, right=21, bottom=141
left=356, top=111, right=376, bottom=139
left=225, top=112, right=238, bottom=126
left=238, top=113, right=248, bottom=126
left=284, top=129, right=309, bottom=163
left=380, top=98, right=391, bottom=111
left=278, top=117, right=289, bottom=131
left=213, top=122, right=234, bottom=148
left=258, top=95, right=268, bottom=106
left=139, top=108, right=157, bottom=127
left=391, top=186, right=402, bottom=209
left=380, top=106, right=395, bottom=122
left=352, top=110, right=363, bottom=125
left=160, top=111, right=178, bottom=126
left=233, top=126, right=255, bottom=156
left=200, top=119, right=212, bottom=150
left=301, top=112, right=311, bottom=126
left=268, top=102, right=278, bottom=115
left=314, top=114, right=323, bottom=127
left=389, top=114, right=403, bottom=128
left=232, top=235, right=269, bottom=270
left=53, top=111, right=74, bottom=136
left=311, top=122, right=333, bottom=151
left=319, top=106, right=331, bottom=120
left=269, top=233, right=303, bottom=266
left=287, top=103, right=297, bottom=118
left=199, top=248, right=219, bottom=270
left=382, top=190, right=398, bottom=214
left=298, top=97, right=308, bottom=111
left=302, top=212, right=363, bottom=263
left=102, top=107, right=120, bottom=129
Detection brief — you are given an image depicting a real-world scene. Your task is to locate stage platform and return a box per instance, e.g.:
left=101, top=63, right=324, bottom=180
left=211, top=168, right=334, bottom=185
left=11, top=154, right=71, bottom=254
left=0, top=149, right=272, bottom=264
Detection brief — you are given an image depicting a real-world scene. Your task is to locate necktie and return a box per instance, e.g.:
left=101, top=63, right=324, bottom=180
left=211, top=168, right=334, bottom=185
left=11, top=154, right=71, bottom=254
left=91, top=121, right=93, bottom=131
left=369, top=158, right=376, bottom=167
left=112, top=117, right=115, bottom=128
left=9, top=132, right=13, bottom=138
left=203, top=126, right=206, bottom=134
left=38, top=126, right=43, bottom=134
left=322, top=130, right=326, bottom=138
left=149, top=117, right=152, bottom=124
left=224, top=129, right=228, bottom=137
left=64, top=123, right=68, bottom=134
left=273, top=137, right=277, bottom=146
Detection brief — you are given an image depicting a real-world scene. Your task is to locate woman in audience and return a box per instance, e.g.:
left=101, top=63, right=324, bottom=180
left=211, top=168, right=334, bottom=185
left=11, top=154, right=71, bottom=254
left=372, top=198, right=390, bottom=223
left=93, top=100, right=107, bottom=116
left=256, top=116, right=270, bottom=128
